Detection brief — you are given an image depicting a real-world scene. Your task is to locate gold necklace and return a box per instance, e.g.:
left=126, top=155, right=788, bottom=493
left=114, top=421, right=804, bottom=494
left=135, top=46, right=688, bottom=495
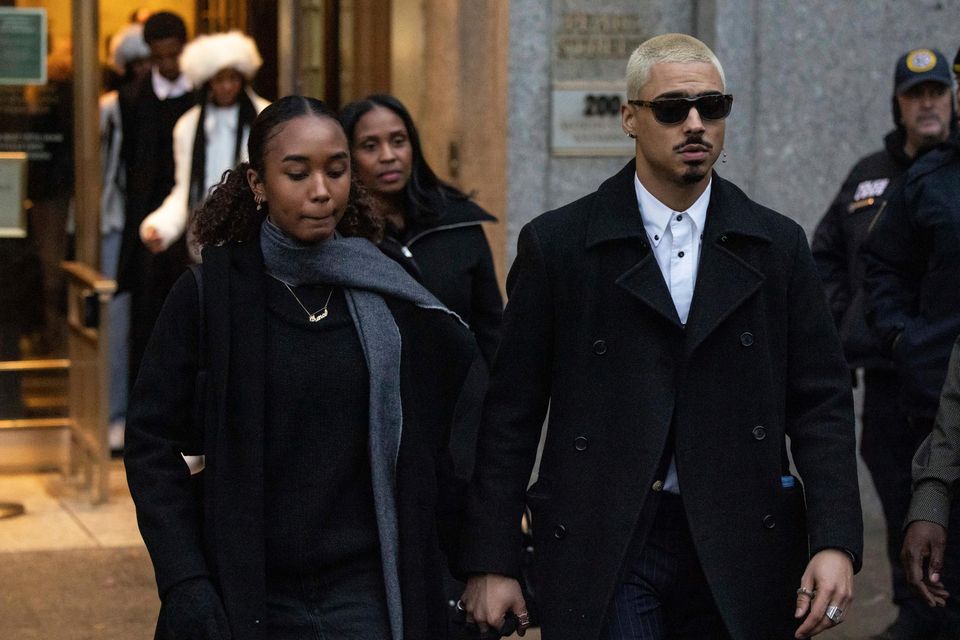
left=282, top=281, right=334, bottom=322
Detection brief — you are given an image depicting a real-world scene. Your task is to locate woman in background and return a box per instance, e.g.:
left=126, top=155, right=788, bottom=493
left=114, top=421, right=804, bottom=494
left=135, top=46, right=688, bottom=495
left=139, top=31, right=269, bottom=257
left=340, top=94, right=503, bottom=366
left=125, top=96, right=482, bottom=640
left=99, top=22, right=151, bottom=450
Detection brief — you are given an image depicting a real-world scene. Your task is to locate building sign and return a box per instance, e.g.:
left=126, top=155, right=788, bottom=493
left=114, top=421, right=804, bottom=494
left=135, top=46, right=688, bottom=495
left=556, top=12, right=644, bottom=60
left=0, top=9, right=47, bottom=85
left=551, top=81, right=634, bottom=156
left=0, top=152, right=27, bottom=237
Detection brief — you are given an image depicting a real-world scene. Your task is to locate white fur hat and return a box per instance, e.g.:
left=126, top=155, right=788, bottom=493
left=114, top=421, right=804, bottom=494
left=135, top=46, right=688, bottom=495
left=179, top=31, right=263, bottom=87
left=109, top=23, right=150, bottom=74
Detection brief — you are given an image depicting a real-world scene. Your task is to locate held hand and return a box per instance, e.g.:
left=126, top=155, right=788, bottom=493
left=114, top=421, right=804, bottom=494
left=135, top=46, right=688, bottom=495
left=794, top=549, right=854, bottom=638
left=142, top=225, right=165, bottom=254
left=461, top=573, right=528, bottom=636
left=902, top=520, right=950, bottom=607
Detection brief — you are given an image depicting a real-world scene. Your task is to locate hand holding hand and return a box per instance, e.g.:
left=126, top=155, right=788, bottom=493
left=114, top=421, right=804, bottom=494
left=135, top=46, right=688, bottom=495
left=461, top=573, right=529, bottom=636
left=794, top=549, right=854, bottom=638
left=902, top=520, right=950, bottom=607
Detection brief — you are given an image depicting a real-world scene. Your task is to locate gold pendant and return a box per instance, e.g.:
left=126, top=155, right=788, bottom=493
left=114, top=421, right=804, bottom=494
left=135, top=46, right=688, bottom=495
left=309, top=309, right=328, bottom=322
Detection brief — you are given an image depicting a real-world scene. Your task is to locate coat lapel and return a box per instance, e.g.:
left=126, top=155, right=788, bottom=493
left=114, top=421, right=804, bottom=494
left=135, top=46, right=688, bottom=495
left=587, top=160, right=683, bottom=329
left=206, top=241, right=267, bottom=626
left=684, top=176, right=771, bottom=354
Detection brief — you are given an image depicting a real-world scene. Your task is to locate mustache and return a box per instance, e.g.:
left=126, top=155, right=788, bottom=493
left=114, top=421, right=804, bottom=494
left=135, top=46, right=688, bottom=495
left=674, top=137, right=714, bottom=152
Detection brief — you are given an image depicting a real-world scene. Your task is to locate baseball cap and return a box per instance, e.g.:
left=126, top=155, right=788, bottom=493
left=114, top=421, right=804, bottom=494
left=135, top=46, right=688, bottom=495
left=895, top=48, right=952, bottom=93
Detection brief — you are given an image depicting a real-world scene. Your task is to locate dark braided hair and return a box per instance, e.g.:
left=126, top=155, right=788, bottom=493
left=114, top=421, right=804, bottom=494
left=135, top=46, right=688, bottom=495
left=339, top=94, right=469, bottom=225
left=187, top=80, right=258, bottom=210
left=193, top=95, right=382, bottom=247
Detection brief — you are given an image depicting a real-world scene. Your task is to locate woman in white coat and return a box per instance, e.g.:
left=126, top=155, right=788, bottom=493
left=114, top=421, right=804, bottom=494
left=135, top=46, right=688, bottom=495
left=140, top=31, right=269, bottom=257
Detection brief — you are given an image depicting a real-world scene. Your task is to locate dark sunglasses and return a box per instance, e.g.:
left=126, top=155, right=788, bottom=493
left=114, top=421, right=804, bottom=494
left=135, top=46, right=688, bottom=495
left=628, top=94, right=733, bottom=124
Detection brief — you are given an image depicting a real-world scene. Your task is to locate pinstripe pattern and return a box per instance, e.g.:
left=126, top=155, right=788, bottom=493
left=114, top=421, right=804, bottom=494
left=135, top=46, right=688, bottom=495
left=601, top=495, right=731, bottom=640
left=909, top=337, right=960, bottom=528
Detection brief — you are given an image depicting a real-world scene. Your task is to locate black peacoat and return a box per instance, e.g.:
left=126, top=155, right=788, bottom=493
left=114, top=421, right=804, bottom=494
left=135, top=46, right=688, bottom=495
left=460, top=161, right=863, bottom=640
left=125, top=239, right=483, bottom=640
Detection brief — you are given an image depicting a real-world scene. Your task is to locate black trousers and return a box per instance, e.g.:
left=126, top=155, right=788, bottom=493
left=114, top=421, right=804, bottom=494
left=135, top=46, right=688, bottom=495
left=860, top=369, right=943, bottom=626
left=600, top=493, right=730, bottom=640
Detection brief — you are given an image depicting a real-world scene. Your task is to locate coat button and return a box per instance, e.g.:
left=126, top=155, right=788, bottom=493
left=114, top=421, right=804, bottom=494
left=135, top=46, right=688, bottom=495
left=553, top=524, right=567, bottom=540
left=762, top=515, right=776, bottom=529
left=651, top=480, right=664, bottom=492
left=574, top=436, right=588, bottom=451
left=752, top=425, right=767, bottom=441
left=740, top=331, right=754, bottom=347
left=593, top=339, right=607, bottom=355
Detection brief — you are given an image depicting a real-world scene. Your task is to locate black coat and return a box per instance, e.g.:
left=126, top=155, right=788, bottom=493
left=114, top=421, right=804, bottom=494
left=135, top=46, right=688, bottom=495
left=863, top=140, right=960, bottom=419
left=380, top=193, right=503, bottom=366
left=116, top=76, right=194, bottom=292
left=460, top=161, right=862, bottom=640
left=811, top=130, right=912, bottom=369
left=125, top=239, right=482, bottom=640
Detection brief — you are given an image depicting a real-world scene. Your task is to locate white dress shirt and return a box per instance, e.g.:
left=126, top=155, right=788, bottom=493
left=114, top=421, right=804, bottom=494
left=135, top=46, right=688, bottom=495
left=634, top=174, right=712, bottom=493
left=151, top=67, right=192, bottom=100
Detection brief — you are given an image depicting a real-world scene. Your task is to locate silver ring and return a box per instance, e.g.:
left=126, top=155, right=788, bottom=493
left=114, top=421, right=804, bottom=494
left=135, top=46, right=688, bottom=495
left=455, top=599, right=465, bottom=612
left=796, top=586, right=817, bottom=598
left=517, top=611, right=531, bottom=629
left=825, top=604, right=843, bottom=624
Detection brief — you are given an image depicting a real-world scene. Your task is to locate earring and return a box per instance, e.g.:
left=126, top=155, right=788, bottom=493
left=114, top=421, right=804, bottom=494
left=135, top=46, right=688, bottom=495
left=254, top=193, right=263, bottom=211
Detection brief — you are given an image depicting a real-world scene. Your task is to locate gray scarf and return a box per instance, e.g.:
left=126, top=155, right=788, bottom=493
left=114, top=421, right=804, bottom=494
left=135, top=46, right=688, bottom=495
left=260, top=219, right=462, bottom=640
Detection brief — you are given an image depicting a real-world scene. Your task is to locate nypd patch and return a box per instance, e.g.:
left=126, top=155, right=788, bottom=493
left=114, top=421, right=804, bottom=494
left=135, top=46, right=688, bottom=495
left=853, top=178, right=889, bottom=201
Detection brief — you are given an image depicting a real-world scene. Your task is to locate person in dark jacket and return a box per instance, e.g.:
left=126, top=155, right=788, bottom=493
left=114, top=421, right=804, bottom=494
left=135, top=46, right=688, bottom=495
left=862, top=49, right=960, bottom=434
left=125, top=96, right=483, bottom=640
left=116, top=11, right=195, bottom=390
left=340, top=93, right=505, bottom=637
left=812, top=47, right=955, bottom=640
left=884, top=45, right=960, bottom=639
left=460, top=33, right=861, bottom=640
left=339, top=94, right=503, bottom=367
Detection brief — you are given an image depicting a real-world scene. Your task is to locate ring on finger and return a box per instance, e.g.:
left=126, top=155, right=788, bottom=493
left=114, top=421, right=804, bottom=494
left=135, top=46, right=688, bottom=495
left=825, top=604, right=844, bottom=624
left=795, top=586, right=817, bottom=598
left=517, top=611, right=531, bottom=629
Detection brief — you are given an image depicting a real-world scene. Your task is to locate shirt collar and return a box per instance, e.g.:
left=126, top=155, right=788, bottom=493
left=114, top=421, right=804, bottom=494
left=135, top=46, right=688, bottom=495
left=634, top=173, right=712, bottom=247
left=151, top=67, right=193, bottom=100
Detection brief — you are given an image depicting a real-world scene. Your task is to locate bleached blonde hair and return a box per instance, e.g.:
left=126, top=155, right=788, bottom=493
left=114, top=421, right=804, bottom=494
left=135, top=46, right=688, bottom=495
left=626, top=33, right=726, bottom=98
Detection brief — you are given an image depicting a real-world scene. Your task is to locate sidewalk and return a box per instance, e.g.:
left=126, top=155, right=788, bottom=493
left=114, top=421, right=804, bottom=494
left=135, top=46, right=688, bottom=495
left=0, top=454, right=897, bottom=639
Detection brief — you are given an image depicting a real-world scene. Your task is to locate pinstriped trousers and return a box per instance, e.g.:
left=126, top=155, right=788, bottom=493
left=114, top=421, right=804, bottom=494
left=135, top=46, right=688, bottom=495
left=601, top=493, right=731, bottom=640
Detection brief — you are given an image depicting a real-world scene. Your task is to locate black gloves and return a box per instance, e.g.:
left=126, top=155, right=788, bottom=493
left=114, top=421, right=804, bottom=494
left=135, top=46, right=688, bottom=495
left=156, top=577, right=232, bottom=640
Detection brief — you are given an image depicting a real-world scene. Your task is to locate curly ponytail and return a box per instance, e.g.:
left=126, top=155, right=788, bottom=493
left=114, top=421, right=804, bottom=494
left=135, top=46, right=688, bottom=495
left=192, top=161, right=264, bottom=247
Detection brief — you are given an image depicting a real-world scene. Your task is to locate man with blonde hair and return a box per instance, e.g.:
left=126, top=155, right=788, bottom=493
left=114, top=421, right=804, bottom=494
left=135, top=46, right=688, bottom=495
left=459, top=33, right=862, bottom=639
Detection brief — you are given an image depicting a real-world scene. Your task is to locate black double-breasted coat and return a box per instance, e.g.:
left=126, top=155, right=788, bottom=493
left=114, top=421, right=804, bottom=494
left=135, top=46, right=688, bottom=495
left=460, top=161, right=862, bottom=639
left=125, top=239, right=482, bottom=640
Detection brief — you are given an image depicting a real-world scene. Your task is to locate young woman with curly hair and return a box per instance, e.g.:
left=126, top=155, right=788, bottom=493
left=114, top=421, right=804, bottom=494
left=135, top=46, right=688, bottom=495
left=125, top=95, right=484, bottom=640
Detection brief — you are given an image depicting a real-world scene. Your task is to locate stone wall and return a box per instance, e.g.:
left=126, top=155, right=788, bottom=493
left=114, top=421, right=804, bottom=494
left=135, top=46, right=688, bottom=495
left=506, top=0, right=960, bottom=260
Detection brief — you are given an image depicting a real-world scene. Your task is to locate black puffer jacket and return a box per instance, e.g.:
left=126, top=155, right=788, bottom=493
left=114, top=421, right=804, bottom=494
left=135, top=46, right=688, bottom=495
left=811, top=130, right=913, bottom=369
left=863, top=139, right=960, bottom=418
